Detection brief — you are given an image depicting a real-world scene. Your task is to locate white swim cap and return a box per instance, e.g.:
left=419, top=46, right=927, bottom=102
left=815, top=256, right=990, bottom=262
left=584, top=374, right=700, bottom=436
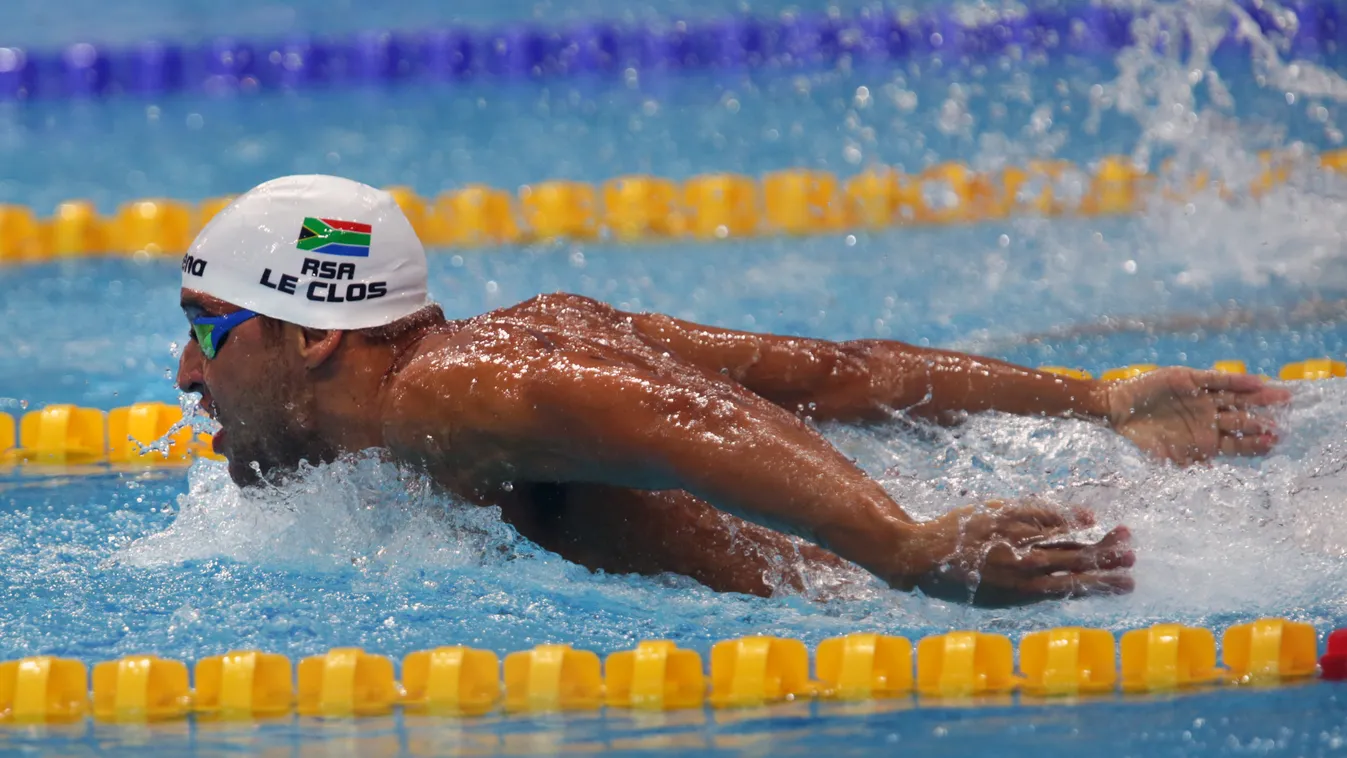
left=181, top=174, right=430, bottom=330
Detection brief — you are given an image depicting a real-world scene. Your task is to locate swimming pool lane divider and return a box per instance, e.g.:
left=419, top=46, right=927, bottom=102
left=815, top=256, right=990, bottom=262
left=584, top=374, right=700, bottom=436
left=0, top=360, right=1343, bottom=470
left=0, top=621, right=1343, bottom=722
left=0, top=0, right=1341, bottom=101
left=1, top=148, right=1345, bottom=265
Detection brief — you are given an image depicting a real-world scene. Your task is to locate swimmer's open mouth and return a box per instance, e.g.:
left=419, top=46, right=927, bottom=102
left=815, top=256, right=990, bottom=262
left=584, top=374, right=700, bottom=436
left=196, top=395, right=228, bottom=453
left=198, top=393, right=219, bottom=421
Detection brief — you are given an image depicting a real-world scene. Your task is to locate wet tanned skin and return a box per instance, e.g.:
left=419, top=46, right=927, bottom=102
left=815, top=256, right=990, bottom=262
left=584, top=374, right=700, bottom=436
left=178, top=291, right=1291, bottom=606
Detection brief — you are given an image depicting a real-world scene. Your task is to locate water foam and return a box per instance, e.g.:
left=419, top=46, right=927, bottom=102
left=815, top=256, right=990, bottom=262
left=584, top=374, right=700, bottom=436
left=849, top=380, right=1347, bottom=619
left=1092, top=0, right=1347, bottom=291
left=116, top=453, right=531, bottom=575
left=956, top=0, right=1347, bottom=626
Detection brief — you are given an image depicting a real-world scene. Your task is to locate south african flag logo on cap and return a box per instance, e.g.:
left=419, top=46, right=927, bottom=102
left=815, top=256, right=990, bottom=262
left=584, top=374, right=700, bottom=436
left=297, top=217, right=372, bottom=257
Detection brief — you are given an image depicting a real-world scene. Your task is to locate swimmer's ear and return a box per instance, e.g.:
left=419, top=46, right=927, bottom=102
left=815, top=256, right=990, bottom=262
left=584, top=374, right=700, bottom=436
left=294, top=326, right=343, bottom=370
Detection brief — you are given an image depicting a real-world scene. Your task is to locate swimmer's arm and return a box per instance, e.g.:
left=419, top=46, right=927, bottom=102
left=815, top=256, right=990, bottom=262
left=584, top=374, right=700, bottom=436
left=383, top=349, right=1134, bottom=602
left=626, top=311, right=1109, bottom=424
left=382, top=350, right=927, bottom=588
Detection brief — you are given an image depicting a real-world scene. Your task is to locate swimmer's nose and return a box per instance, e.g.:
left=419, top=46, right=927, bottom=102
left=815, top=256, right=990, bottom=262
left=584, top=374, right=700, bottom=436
left=177, top=339, right=204, bottom=395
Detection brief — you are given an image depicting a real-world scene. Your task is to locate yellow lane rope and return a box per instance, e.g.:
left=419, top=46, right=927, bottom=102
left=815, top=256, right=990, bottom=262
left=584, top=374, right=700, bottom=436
left=1, top=149, right=1343, bottom=263
left=0, top=619, right=1331, bottom=722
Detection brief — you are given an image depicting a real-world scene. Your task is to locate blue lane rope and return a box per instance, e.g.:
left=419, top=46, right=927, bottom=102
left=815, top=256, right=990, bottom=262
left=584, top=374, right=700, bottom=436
left=0, top=1, right=1341, bottom=101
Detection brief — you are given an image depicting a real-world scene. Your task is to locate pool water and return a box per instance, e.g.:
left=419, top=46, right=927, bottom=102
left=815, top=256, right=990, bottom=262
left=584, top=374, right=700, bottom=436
left=3, top=0, right=1347, bottom=755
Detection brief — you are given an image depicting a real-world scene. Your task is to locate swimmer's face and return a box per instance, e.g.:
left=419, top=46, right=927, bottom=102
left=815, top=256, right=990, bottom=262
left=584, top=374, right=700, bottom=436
left=176, top=289, right=321, bottom=487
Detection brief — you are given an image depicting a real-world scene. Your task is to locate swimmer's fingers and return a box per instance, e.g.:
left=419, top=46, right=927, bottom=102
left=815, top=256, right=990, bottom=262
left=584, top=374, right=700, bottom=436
left=972, top=539, right=1134, bottom=605
left=922, top=505, right=1127, bottom=606
left=1022, top=526, right=1135, bottom=574
left=1015, top=571, right=1135, bottom=600
left=1216, top=409, right=1277, bottom=435
left=1191, top=370, right=1270, bottom=393
left=1217, top=410, right=1280, bottom=457
left=989, top=500, right=1096, bottom=547
left=1196, top=373, right=1293, bottom=407
left=1206, top=391, right=1291, bottom=414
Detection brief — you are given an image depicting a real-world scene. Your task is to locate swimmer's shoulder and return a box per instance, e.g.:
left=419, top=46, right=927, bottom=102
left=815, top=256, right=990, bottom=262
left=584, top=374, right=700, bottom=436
left=382, top=294, right=629, bottom=418
left=379, top=315, right=587, bottom=474
left=495, top=292, right=629, bottom=330
left=378, top=330, right=506, bottom=465
left=380, top=317, right=547, bottom=425
left=503, top=292, right=613, bottom=316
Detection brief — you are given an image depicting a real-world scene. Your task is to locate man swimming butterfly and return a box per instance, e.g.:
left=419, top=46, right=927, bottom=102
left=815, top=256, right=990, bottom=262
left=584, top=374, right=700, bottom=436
left=175, top=175, right=1291, bottom=606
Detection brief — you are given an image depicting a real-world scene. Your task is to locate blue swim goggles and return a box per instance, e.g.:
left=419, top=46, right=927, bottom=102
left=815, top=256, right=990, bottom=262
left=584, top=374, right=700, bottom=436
left=190, top=309, right=259, bottom=360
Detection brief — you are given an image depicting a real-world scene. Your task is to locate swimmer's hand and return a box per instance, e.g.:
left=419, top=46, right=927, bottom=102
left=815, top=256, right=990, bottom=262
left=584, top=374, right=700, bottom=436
left=1105, top=368, right=1292, bottom=466
left=906, top=500, right=1134, bottom=606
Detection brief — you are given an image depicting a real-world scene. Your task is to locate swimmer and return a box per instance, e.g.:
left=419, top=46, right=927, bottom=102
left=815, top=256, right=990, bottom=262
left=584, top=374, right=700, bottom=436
left=175, top=176, right=1292, bottom=606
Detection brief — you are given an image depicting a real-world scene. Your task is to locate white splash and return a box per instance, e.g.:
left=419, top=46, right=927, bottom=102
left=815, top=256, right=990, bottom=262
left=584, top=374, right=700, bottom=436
left=825, top=377, right=1347, bottom=626
left=1089, top=0, right=1347, bottom=290
left=115, top=452, right=528, bottom=575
